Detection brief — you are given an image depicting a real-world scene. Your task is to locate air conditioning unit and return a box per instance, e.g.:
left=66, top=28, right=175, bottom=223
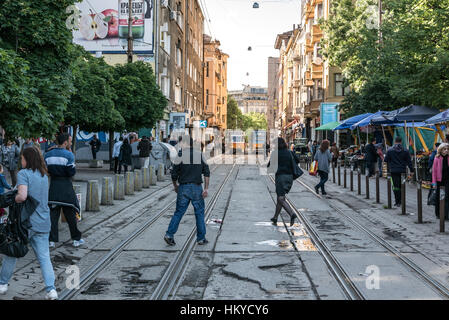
left=161, top=0, right=169, bottom=8
left=169, top=11, right=177, bottom=21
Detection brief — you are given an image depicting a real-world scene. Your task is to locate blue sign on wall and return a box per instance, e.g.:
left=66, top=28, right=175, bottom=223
left=199, top=120, right=207, bottom=128
left=320, top=103, right=339, bottom=125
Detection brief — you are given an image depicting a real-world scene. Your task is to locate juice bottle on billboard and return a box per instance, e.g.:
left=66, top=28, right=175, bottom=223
left=118, top=0, right=145, bottom=39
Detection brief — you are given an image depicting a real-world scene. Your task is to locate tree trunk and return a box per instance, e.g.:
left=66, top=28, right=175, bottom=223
left=72, top=126, right=77, bottom=155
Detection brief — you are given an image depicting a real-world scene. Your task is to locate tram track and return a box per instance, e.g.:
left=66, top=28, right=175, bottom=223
left=59, top=162, right=231, bottom=300
left=294, top=177, right=449, bottom=300
left=266, top=174, right=365, bottom=300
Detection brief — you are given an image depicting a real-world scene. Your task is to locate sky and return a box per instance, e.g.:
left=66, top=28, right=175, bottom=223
left=201, top=0, right=302, bottom=91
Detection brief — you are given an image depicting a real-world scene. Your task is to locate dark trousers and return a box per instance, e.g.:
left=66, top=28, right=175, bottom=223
left=118, top=164, right=129, bottom=174
left=91, top=149, right=97, bottom=159
left=49, top=206, right=82, bottom=242
left=7, top=169, right=17, bottom=187
left=367, top=161, right=376, bottom=177
left=316, top=170, right=329, bottom=193
left=391, top=173, right=402, bottom=205
left=113, top=157, right=119, bottom=174
left=435, top=181, right=449, bottom=219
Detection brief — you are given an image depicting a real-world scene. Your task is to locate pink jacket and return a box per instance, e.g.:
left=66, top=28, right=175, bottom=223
left=432, top=156, right=449, bottom=184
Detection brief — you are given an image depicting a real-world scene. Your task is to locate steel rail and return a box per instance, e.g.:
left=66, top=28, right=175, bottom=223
left=150, top=163, right=236, bottom=300
left=59, top=164, right=222, bottom=300
left=267, top=174, right=365, bottom=300
left=296, top=178, right=449, bottom=300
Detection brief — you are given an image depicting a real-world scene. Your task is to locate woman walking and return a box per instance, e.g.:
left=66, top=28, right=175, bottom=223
left=118, top=138, right=132, bottom=174
left=432, top=143, right=449, bottom=220
left=1, top=140, right=20, bottom=186
left=267, top=137, right=299, bottom=226
left=0, top=147, right=57, bottom=299
left=314, top=140, right=332, bottom=195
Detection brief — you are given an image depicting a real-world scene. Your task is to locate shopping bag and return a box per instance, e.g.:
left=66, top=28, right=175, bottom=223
left=427, top=188, right=437, bottom=206
left=290, top=152, right=304, bottom=180
left=309, top=161, right=318, bottom=176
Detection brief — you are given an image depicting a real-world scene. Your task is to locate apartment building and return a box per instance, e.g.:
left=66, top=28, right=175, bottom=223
left=267, top=57, right=280, bottom=136
left=203, top=35, right=229, bottom=133
left=228, top=86, right=268, bottom=116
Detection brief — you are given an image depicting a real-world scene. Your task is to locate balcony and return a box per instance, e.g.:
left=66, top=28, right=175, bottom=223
left=293, top=79, right=301, bottom=88
left=311, top=25, right=322, bottom=43
left=305, top=70, right=311, bottom=80
left=217, top=97, right=222, bottom=105
left=305, top=79, right=314, bottom=87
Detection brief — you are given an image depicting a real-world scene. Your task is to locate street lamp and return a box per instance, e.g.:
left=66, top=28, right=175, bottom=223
left=253, top=2, right=259, bottom=9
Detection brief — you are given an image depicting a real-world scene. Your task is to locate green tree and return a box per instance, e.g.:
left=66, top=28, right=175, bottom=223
left=227, top=96, right=245, bottom=130
left=0, top=0, right=77, bottom=138
left=244, top=112, right=268, bottom=131
left=113, top=61, right=167, bottom=132
left=322, top=0, right=449, bottom=117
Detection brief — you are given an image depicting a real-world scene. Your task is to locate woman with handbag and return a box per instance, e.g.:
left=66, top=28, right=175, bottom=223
left=314, top=140, right=332, bottom=195
left=432, top=143, right=449, bottom=220
left=0, top=147, right=57, bottom=299
left=267, top=137, right=300, bottom=226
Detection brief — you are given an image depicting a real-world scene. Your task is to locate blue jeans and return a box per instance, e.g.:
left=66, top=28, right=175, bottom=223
left=166, top=184, right=206, bottom=242
left=0, top=231, right=56, bottom=292
left=316, top=170, right=329, bottom=193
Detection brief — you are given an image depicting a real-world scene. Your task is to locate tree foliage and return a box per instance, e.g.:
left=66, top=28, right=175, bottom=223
left=113, top=61, right=167, bottom=132
left=65, top=47, right=125, bottom=133
left=0, top=0, right=76, bottom=138
left=322, top=0, right=449, bottom=117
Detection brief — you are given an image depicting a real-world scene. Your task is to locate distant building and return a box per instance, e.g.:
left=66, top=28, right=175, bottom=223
left=203, top=35, right=229, bottom=133
left=267, top=57, right=280, bottom=136
left=228, top=85, right=268, bottom=115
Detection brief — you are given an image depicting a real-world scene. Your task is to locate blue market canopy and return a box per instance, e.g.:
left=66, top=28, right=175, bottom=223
left=371, top=105, right=440, bottom=124
left=424, top=108, right=449, bottom=125
left=333, top=113, right=373, bottom=131
left=350, top=111, right=386, bottom=130
left=383, top=122, right=430, bottom=128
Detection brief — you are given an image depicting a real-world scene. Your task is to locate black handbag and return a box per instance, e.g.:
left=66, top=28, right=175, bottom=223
left=290, top=151, right=304, bottom=180
left=428, top=188, right=438, bottom=206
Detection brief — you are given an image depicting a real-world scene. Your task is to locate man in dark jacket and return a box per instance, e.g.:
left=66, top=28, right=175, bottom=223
left=365, top=139, right=378, bottom=177
left=384, top=137, right=414, bottom=207
left=89, top=135, right=101, bottom=160
left=164, top=136, right=210, bottom=246
left=45, top=133, right=84, bottom=248
left=137, top=136, right=152, bottom=168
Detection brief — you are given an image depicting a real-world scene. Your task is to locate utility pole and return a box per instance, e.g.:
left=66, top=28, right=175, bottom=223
left=378, top=0, right=383, bottom=43
left=127, top=0, right=133, bottom=63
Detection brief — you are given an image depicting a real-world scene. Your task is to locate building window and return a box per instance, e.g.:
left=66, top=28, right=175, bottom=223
left=176, top=47, right=182, bottom=67
left=335, top=73, right=348, bottom=96
left=206, top=89, right=209, bottom=106
left=206, top=62, right=209, bottom=77
left=175, top=82, right=181, bottom=105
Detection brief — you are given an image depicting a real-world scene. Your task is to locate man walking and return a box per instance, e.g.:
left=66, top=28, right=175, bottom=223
left=89, top=135, right=101, bottom=160
left=164, top=136, right=210, bottom=246
left=45, top=133, right=84, bottom=247
left=113, top=137, right=123, bottom=174
left=137, top=136, right=151, bottom=168
left=365, top=139, right=378, bottom=177
left=384, top=137, right=414, bottom=207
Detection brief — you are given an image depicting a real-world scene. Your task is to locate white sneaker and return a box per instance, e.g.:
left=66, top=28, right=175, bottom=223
left=45, top=289, right=58, bottom=300
left=72, top=239, right=85, bottom=247
left=49, top=242, right=55, bottom=248
left=0, top=284, right=8, bottom=295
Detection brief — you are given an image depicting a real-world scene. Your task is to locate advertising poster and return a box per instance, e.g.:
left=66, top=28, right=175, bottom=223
left=320, top=103, right=339, bottom=125
left=73, top=0, right=154, bottom=53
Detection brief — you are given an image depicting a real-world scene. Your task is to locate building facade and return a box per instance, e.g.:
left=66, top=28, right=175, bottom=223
left=267, top=57, right=280, bottom=137
left=229, top=86, right=268, bottom=116
left=203, top=35, right=229, bottom=133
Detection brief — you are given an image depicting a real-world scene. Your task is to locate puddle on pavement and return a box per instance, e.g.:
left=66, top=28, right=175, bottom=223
left=256, top=239, right=317, bottom=251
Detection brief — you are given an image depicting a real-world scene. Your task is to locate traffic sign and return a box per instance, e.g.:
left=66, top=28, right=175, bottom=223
left=199, top=120, right=207, bottom=128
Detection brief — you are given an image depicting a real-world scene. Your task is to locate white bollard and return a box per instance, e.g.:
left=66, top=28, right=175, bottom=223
left=101, top=177, right=114, bottom=205
left=86, top=180, right=100, bottom=212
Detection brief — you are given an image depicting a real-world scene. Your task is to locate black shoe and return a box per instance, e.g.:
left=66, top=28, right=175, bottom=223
left=164, top=235, right=176, bottom=246
left=394, top=203, right=401, bottom=207
left=314, top=186, right=320, bottom=194
left=290, top=215, right=296, bottom=226
left=321, top=191, right=327, bottom=195
left=197, top=239, right=209, bottom=245
left=270, top=217, right=277, bottom=225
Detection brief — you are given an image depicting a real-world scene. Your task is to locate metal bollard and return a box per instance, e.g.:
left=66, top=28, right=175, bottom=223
left=101, top=177, right=114, bottom=205
left=350, top=168, right=354, bottom=192
left=337, top=162, right=341, bottom=186
left=440, top=186, right=445, bottom=233
left=332, top=163, right=336, bottom=183
left=376, top=173, right=380, bottom=203
left=417, top=181, right=423, bottom=224
left=86, top=180, right=100, bottom=212
left=125, top=172, right=135, bottom=195
left=365, top=174, right=370, bottom=199
left=357, top=169, right=361, bottom=195
left=344, top=163, right=347, bottom=188
left=114, top=174, right=125, bottom=200
left=387, top=175, right=392, bottom=209
left=401, top=173, right=406, bottom=215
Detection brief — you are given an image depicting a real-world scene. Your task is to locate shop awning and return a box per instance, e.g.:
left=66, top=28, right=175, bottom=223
left=315, top=121, right=340, bottom=131
left=425, top=108, right=449, bottom=125
left=333, top=113, right=373, bottom=131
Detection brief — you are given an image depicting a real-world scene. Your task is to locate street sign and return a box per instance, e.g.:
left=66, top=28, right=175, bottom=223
left=199, top=120, right=207, bottom=128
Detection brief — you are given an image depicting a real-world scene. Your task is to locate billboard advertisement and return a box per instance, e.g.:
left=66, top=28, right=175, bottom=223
left=72, top=0, right=154, bottom=53
left=320, top=103, right=339, bottom=125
